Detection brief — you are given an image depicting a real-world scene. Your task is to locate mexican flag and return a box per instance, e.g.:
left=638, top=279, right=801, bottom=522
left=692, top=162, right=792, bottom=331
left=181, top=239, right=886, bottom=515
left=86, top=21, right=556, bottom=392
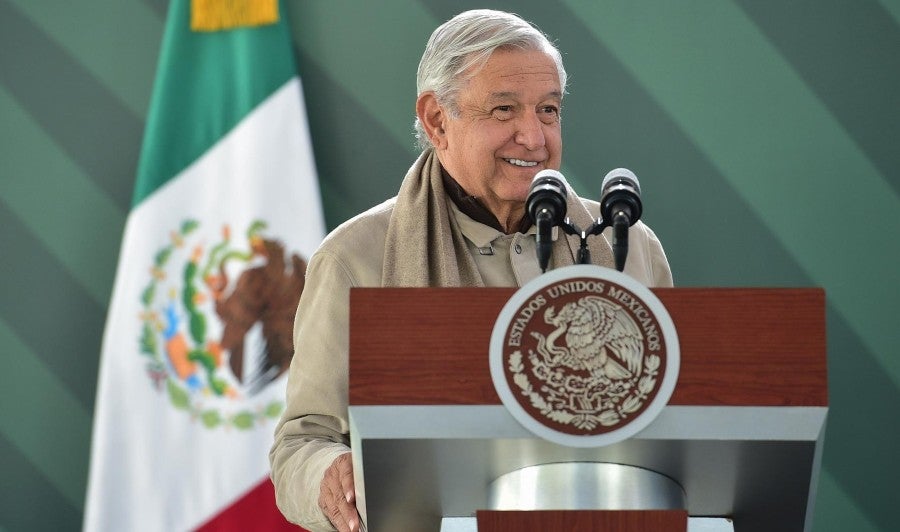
left=84, top=0, right=323, bottom=529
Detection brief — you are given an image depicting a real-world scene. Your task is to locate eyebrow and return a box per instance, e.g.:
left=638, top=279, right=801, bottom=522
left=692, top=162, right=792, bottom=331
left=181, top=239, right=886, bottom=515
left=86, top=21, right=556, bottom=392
left=487, top=90, right=563, bottom=103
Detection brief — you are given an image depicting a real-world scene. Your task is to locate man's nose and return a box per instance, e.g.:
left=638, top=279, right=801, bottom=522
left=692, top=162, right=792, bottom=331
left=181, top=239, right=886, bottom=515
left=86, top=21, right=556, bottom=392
left=515, top=112, right=546, bottom=150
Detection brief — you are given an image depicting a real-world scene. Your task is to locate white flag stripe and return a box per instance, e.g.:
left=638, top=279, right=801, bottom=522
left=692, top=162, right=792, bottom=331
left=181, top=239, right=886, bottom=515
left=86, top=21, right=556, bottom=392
left=85, top=75, right=324, bottom=530
left=131, top=78, right=325, bottom=260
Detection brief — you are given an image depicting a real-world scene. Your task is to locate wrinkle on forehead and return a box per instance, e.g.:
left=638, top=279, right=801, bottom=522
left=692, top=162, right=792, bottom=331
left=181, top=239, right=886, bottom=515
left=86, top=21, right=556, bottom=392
left=486, top=90, right=563, bottom=103
left=461, top=49, right=561, bottom=89
left=487, top=60, right=557, bottom=80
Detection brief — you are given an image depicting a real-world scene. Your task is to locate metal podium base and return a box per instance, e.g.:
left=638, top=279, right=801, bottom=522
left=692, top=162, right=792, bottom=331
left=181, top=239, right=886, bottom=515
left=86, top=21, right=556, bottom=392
left=435, top=463, right=733, bottom=531
left=440, top=517, right=735, bottom=532
left=438, top=462, right=736, bottom=531
left=488, top=462, right=685, bottom=511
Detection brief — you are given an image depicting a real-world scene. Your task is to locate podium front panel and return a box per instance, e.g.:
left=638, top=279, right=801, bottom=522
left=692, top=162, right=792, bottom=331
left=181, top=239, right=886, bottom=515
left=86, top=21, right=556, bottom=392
left=349, top=288, right=827, bottom=532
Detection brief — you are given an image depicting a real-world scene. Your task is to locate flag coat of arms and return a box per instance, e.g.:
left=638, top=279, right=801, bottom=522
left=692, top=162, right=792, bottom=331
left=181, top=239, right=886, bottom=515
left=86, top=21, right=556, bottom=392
left=84, top=0, right=323, bottom=529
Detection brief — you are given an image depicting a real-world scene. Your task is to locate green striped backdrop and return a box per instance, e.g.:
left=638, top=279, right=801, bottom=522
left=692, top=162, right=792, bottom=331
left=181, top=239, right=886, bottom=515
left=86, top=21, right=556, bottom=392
left=1, top=1, right=897, bottom=530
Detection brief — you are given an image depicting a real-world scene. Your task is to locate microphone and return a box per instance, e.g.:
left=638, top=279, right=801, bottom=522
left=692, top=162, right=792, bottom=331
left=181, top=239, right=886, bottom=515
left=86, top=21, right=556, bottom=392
left=526, top=169, right=568, bottom=273
left=600, top=168, right=642, bottom=272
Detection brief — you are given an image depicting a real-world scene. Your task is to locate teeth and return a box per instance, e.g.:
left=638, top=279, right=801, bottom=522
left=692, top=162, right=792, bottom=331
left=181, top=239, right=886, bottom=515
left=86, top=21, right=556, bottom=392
left=506, top=158, right=538, bottom=167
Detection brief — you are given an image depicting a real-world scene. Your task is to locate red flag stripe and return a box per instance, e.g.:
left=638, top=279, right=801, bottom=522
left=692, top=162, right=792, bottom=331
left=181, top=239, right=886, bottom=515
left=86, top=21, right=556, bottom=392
left=195, top=478, right=308, bottom=531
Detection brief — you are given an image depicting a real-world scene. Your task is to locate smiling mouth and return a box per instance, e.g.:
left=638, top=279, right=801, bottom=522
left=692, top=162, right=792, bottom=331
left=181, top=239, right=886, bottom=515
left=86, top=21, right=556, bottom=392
left=504, top=158, right=539, bottom=167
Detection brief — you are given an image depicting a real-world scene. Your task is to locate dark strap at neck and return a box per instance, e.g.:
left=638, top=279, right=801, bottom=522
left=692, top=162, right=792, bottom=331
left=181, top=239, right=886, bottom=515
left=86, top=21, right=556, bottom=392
left=441, top=166, right=531, bottom=234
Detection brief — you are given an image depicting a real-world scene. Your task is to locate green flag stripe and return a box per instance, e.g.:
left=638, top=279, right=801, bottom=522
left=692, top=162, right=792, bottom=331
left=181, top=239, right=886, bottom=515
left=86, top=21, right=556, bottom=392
left=133, top=0, right=296, bottom=205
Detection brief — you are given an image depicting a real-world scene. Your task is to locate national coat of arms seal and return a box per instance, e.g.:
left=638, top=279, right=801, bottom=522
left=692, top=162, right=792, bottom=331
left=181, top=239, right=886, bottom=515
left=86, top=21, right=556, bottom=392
left=490, top=265, right=679, bottom=447
left=137, top=218, right=307, bottom=430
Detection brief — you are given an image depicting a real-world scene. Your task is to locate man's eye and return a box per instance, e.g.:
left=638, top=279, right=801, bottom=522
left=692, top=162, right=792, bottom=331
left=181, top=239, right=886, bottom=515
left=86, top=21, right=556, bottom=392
left=540, top=105, right=560, bottom=122
left=492, top=105, right=514, bottom=119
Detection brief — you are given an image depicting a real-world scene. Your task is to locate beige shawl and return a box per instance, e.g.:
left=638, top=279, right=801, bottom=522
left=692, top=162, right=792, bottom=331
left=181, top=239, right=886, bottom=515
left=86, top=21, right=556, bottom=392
left=381, top=149, right=614, bottom=287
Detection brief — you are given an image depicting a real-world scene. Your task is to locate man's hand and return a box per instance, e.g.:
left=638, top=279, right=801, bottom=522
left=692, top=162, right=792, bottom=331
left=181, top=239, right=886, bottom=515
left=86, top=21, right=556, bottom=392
left=318, top=452, right=360, bottom=532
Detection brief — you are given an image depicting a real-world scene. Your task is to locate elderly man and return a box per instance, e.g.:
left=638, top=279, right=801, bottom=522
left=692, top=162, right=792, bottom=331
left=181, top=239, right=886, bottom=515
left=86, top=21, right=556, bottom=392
left=270, top=9, right=672, bottom=532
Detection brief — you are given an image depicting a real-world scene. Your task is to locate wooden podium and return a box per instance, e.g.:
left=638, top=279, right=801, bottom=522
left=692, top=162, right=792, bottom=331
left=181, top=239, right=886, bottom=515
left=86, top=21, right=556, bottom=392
left=348, top=288, right=827, bottom=531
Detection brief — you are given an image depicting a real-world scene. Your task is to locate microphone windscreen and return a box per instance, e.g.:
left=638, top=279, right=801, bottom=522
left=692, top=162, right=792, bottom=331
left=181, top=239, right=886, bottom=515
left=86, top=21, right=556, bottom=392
left=527, top=169, right=568, bottom=225
left=601, top=168, right=640, bottom=195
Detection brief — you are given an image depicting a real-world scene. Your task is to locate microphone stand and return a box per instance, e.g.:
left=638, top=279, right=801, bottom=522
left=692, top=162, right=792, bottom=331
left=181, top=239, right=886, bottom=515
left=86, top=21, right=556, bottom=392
left=558, top=216, right=625, bottom=272
left=535, top=208, right=555, bottom=273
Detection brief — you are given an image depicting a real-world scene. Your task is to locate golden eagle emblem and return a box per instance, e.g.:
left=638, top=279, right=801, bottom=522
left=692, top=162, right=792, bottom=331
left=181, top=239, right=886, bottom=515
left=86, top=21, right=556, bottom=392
left=138, top=219, right=306, bottom=430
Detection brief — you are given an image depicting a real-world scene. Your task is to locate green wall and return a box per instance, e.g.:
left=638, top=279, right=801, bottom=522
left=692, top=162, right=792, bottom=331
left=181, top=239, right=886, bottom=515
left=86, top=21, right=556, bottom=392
left=1, top=1, right=897, bottom=530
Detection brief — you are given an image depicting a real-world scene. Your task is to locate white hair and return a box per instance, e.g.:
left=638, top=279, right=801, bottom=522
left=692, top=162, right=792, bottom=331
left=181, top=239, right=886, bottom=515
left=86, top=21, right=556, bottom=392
left=414, top=9, right=567, bottom=150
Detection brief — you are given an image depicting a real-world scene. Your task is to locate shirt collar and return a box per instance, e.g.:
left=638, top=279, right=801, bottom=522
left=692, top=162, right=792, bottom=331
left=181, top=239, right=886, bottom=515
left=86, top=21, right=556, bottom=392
left=441, top=166, right=532, bottom=234
left=448, top=195, right=547, bottom=251
left=448, top=200, right=505, bottom=248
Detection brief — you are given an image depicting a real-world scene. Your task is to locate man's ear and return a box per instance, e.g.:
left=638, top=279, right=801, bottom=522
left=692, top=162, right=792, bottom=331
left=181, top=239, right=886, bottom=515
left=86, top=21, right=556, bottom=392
left=416, top=92, right=448, bottom=149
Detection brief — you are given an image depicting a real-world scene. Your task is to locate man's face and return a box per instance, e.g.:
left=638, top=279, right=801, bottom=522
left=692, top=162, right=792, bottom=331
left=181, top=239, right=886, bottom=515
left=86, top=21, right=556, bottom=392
left=436, top=48, right=563, bottom=227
